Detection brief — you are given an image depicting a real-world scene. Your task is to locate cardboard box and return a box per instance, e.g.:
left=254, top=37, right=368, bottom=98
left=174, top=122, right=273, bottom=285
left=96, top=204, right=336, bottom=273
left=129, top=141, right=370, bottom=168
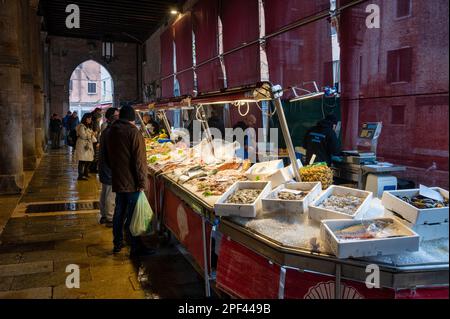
left=262, top=182, right=322, bottom=215
left=381, top=187, right=449, bottom=224
left=320, top=218, right=420, bottom=259
left=308, top=185, right=373, bottom=222
left=214, top=181, right=272, bottom=218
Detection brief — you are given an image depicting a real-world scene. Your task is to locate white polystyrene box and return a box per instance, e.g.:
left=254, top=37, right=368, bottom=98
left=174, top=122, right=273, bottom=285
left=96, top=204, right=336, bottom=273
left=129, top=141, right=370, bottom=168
left=381, top=187, right=449, bottom=224
left=320, top=218, right=420, bottom=259
left=261, top=182, right=322, bottom=215
left=214, top=181, right=272, bottom=218
left=308, top=185, right=373, bottom=222
left=245, top=160, right=284, bottom=181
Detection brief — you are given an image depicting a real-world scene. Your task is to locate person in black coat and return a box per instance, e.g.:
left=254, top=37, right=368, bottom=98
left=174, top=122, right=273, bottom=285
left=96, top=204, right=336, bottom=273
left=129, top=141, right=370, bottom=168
left=49, top=113, right=63, bottom=149
left=303, top=114, right=340, bottom=166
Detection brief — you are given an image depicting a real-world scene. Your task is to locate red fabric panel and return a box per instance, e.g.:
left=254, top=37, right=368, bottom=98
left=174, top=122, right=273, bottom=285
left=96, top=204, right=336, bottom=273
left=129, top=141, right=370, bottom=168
left=216, top=237, right=280, bottom=299
left=161, top=78, right=174, bottom=99
left=160, top=27, right=175, bottom=98
left=221, top=0, right=260, bottom=88
left=193, top=0, right=223, bottom=93
left=160, top=27, right=174, bottom=77
left=174, top=13, right=194, bottom=96
left=265, top=1, right=332, bottom=96
left=264, top=0, right=329, bottom=34
left=176, top=70, right=195, bottom=96
left=163, top=188, right=211, bottom=271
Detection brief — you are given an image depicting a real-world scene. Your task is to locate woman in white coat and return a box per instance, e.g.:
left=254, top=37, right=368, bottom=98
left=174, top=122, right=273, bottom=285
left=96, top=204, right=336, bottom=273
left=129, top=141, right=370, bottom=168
left=75, top=113, right=97, bottom=180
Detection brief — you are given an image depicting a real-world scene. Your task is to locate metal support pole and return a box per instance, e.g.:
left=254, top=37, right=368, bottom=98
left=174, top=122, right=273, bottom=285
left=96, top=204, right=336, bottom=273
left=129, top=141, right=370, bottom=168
left=201, top=215, right=211, bottom=297
left=271, top=85, right=302, bottom=181
left=278, top=266, right=287, bottom=299
left=157, top=110, right=173, bottom=139
left=335, top=264, right=342, bottom=299
left=196, top=105, right=215, bottom=157
left=135, top=110, right=151, bottom=138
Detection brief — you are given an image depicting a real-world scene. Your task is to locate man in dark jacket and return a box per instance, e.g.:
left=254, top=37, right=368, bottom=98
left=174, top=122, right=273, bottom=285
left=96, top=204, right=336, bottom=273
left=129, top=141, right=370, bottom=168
left=98, top=107, right=119, bottom=227
left=49, top=113, right=62, bottom=149
left=303, top=114, right=340, bottom=166
left=105, top=105, right=152, bottom=256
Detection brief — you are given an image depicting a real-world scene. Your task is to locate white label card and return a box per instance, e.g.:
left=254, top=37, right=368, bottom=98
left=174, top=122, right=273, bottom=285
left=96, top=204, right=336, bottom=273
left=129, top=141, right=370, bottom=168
left=419, top=185, right=444, bottom=202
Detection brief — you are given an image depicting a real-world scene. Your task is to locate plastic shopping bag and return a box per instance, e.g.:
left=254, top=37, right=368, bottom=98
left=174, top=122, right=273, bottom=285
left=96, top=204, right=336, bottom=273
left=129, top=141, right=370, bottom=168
left=130, top=192, right=154, bottom=237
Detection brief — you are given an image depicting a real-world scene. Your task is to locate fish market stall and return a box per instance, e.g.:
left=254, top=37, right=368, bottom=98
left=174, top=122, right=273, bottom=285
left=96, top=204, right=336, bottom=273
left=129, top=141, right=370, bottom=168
left=136, top=88, right=449, bottom=299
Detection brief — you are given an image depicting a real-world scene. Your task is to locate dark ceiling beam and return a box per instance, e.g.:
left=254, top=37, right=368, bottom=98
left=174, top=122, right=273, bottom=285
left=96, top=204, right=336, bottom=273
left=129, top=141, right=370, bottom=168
left=40, top=0, right=184, bottom=43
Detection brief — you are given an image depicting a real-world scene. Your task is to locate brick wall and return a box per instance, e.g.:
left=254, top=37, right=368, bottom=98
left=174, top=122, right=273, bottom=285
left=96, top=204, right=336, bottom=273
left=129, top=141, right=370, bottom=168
left=48, top=36, right=138, bottom=116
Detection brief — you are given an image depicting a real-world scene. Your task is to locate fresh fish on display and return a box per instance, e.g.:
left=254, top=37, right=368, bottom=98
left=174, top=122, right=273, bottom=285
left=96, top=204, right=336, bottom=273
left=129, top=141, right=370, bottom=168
left=277, top=190, right=309, bottom=201
left=318, top=194, right=364, bottom=215
left=397, top=195, right=449, bottom=209
left=334, top=219, right=405, bottom=240
left=226, top=189, right=262, bottom=204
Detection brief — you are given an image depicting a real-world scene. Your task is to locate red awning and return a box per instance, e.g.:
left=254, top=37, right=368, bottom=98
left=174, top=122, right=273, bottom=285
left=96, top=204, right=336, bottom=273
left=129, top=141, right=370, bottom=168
left=160, top=27, right=175, bottom=98
left=174, top=12, right=195, bottom=96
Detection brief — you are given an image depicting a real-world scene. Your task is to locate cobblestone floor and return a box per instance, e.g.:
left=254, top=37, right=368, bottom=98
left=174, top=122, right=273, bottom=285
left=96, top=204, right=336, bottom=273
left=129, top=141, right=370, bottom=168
left=0, top=147, right=204, bottom=299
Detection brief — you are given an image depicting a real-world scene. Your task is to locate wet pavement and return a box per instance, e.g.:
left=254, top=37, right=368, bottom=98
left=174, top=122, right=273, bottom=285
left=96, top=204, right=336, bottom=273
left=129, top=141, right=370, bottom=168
left=0, top=147, right=204, bottom=299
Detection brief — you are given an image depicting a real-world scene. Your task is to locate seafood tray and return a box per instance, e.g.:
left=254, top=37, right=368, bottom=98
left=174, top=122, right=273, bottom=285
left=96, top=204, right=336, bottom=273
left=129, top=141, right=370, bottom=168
left=261, top=182, right=322, bottom=215
left=382, top=187, right=449, bottom=224
left=320, top=218, right=420, bottom=259
left=214, top=181, right=272, bottom=218
left=308, top=185, right=373, bottom=222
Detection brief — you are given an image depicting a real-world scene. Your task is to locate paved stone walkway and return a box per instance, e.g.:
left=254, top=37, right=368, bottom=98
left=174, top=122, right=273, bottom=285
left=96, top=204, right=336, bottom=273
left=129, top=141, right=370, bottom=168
left=0, top=147, right=204, bottom=299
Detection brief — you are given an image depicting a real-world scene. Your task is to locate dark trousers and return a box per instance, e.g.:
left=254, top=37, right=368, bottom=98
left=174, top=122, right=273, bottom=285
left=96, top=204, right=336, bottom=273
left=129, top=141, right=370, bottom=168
left=113, top=192, right=141, bottom=251
left=78, top=161, right=91, bottom=178
left=51, top=131, right=61, bottom=149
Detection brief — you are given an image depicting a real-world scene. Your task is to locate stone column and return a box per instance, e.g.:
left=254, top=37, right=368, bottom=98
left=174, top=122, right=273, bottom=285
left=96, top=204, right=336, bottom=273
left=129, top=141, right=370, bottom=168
left=20, top=0, right=37, bottom=169
left=0, top=0, right=24, bottom=194
left=30, top=1, right=45, bottom=157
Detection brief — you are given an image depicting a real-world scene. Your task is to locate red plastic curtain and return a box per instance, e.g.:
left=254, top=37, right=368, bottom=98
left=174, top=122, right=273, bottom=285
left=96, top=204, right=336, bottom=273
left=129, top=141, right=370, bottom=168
left=160, top=27, right=174, bottom=98
left=193, top=0, right=223, bottom=93
left=221, top=0, right=260, bottom=88
left=339, top=0, right=449, bottom=188
left=174, top=12, right=194, bottom=96
left=265, top=0, right=332, bottom=97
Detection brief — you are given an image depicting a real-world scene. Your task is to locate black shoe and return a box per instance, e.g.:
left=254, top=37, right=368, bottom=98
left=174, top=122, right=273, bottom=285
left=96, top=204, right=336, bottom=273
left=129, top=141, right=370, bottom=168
left=99, top=217, right=107, bottom=224
left=78, top=176, right=88, bottom=181
left=113, top=243, right=124, bottom=254
left=130, top=248, right=156, bottom=259
left=105, top=220, right=113, bottom=228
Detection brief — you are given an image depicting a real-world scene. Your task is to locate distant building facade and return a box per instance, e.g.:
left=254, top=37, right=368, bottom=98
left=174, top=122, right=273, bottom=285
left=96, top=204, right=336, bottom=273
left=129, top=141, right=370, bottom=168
left=69, top=60, right=113, bottom=118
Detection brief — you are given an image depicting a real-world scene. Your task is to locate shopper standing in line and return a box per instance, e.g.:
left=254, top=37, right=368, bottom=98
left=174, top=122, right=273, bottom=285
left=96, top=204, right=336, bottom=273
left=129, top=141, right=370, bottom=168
left=67, top=111, right=80, bottom=150
left=98, top=107, right=119, bottom=227
left=90, top=107, right=103, bottom=173
left=75, top=113, right=97, bottom=181
left=49, top=113, right=63, bottom=149
left=105, top=105, right=154, bottom=257
left=62, top=111, right=72, bottom=145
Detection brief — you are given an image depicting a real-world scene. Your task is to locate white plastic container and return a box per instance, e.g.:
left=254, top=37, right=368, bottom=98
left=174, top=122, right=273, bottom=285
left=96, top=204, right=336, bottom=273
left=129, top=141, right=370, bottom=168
left=262, top=182, right=322, bottom=215
left=320, top=218, right=420, bottom=259
left=392, top=212, right=449, bottom=241
left=308, top=185, right=373, bottom=222
left=245, top=160, right=284, bottom=181
left=381, top=187, right=449, bottom=224
left=214, top=181, right=272, bottom=218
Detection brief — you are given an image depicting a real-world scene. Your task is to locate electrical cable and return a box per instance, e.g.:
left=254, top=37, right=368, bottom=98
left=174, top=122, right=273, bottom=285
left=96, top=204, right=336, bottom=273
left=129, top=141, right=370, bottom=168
left=237, top=102, right=250, bottom=117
